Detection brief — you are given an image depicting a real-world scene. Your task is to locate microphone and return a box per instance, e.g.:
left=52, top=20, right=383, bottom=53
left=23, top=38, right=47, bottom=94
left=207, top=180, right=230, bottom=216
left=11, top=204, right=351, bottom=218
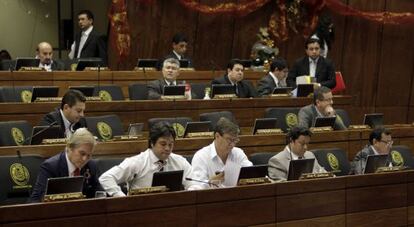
left=24, top=121, right=58, bottom=145
left=185, top=177, right=219, bottom=187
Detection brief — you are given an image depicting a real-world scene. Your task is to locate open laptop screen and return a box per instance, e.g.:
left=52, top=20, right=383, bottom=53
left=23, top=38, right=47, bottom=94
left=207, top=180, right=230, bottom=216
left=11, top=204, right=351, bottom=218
left=45, top=176, right=84, bottom=195
left=287, top=158, right=315, bottom=181
left=152, top=170, right=184, bottom=191
left=363, top=154, right=389, bottom=174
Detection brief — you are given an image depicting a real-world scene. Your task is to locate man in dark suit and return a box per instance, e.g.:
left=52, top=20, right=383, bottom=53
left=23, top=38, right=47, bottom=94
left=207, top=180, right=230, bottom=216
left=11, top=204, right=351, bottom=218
left=29, top=128, right=102, bottom=202
left=68, top=10, right=107, bottom=65
left=40, top=89, right=87, bottom=138
left=36, top=42, right=65, bottom=71
left=212, top=59, right=258, bottom=98
left=287, top=38, right=336, bottom=89
left=162, top=33, right=192, bottom=68
left=256, top=58, right=288, bottom=96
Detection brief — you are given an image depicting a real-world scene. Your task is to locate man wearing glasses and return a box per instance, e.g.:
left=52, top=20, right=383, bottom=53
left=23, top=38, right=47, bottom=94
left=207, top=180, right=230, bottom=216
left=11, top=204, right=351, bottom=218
left=350, top=127, right=393, bottom=175
left=297, top=86, right=346, bottom=130
left=190, top=117, right=252, bottom=188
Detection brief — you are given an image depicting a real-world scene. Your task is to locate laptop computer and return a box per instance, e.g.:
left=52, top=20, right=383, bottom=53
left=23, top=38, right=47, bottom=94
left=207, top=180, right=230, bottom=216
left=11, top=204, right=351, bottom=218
left=237, top=164, right=268, bottom=182
left=296, top=84, right=314, bottom=97
left=363, top=113, right=384, bottom=128
left=211, top=84, right=236, bottom=98
left=183, top=121, right=211, bottom=138
left=252, top=118, right=278, bottom=135
left=128, top=123, right=144, bottom=136
left=287, top=158, right=315, bottom=181
left=76, top=59, right=103, bottom=71
left=273, top=87, right=293, bottom=95
left=45, top=176, right=84, bottom=195
left=179, top=59, right=191, bottom=68
left=152, top=170, right=184, bottom=191
left=31, top=86, right=60, bottom=102
left=30, top=125, right=64, bottom=145
left=363, top=154, right=389, bottom=174
left=313, top=116, right=336, bottom=128
left=69, top=86, right=95, bottom=97
left=163, top=85, right=186, bottom=96
left=137, top=59, right=159, bottom=68
left=14, top=58, right=40, bottom=71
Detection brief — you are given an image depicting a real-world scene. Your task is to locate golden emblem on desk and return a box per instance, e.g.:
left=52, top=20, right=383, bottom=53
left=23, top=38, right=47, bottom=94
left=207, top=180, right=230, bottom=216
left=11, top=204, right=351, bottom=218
left=97, top=122, right=112, bottom=141
left=11, top=127, right=25, bottom=146
left=285, top=113, right=298, bottom=128
left=391, top=150, right=404, bottom=166
left=20, top=90, right=32, bottom=103
left=327, top=153, right=339, bottom=171
left=172, top=123, right=185, bottom=138
left=10, top=163, right=30, bottom=188
left=99, top=90, right=112, bottom=101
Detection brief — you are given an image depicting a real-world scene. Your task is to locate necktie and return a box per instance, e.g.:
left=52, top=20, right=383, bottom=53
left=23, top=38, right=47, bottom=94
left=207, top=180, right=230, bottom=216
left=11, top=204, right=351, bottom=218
left=277, top=81, right=282, bottom=88
left=234, top=84, right=239, bottom=96
left=73, top=168, right=80, bottom=176
left=157, top=160, right=165, bottom=172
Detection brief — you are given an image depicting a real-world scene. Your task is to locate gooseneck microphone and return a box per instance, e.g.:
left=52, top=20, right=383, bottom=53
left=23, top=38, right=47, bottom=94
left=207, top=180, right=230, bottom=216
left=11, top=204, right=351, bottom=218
left=185, top=177, right=219, bottom=187
left=24, top=121, right=58, bottom=145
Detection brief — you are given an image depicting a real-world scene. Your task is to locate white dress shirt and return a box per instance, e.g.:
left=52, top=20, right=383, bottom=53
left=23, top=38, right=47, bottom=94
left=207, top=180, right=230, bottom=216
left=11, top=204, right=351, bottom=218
left=39, top=62, right=52, bottom=72
left=269, top=72, right=286, bottom=87
left=190, top=142, right=253, bottom=189
left=173, top=50, right=182, bottom=60
left=59, top=109, right=73, bottom=138
left=68, top=26, right=93, bottom=59
left=99, top=148, right=198, bottom=197
left=309, top=57, right=319, bottom=78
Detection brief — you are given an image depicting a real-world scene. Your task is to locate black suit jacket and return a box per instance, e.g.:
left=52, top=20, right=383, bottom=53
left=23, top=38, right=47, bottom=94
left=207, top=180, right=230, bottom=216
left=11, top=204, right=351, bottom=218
left=147, top=79, right=197, bottom=100
left=51, top=60, right=66, bottom=71
left=211, top=74, right=258, bottom=98
left=29, top=151, right=102, bottom=203
left=164, top=52, right=192, bottom=67
left=287, top=56, right=336, bottom=89
left=256, top=73, right=277, bottom=96
left=39, top=108, right=87, bottom=137
left=74, top=28, right=107, bottom=65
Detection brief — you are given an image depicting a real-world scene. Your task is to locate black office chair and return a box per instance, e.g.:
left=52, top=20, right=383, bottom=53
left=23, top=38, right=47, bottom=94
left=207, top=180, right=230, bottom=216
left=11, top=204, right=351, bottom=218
left=85, top=115, right=124, bottom=141
left=390, top=145, right=414, bottom=169
left=199, top=111, right=236, bottom=131
left=93, top=85, right=125, bottom=101
left=0, top=86, right=33, bottom=103
left=336, top=109, right=351, bottom=128
left=0, top=121, right=32, bottom=146
left=249, top=152, right=277, bottom=165
left=190, top=83, right=207, bottom=100
left=0, top=60, right=15, bottom=71
left=311, top=148, right=351, bottom=176
left=129, top=83, right=148, bottom=100
left=95, top=157, right=127, bottom=194
left=0, top=155, right=44, bottom=205
left=264, top=108, right=300, bottom=132
left=182, top=154, right=193, bottom=164
left=148, top=117, right=193, bottom=138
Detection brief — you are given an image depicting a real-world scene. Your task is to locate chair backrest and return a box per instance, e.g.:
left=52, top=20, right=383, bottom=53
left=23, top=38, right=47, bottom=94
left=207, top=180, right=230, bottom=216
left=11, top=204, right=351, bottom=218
left=249, top=152, right=277, bottom=165
left=190, top=83, right=207, bottom=100
left=311, top=148, right=350, bottom=176
left=128, top=83, right=148, bottom=100
left=0, top=155, right=44, bottom=205
left=0, top=121, right=32, bottom=146
left=0, top=60, right=15, bottom=71
left=93, top=85, right=125, bottom=101
left=390, top=145, right=414, bottom=169
left=199, top=111, right=236, bottom=131
left=0, top=86, right=33, bottom=103
left=85, top=114, right=124, bottom=141
left=148, top=117, right=193, bottom=138
left=95, top=157, right=125, bottom=177
left=336, top=109, right=351, bottom=128
left=182, top=154, right=193, bottom=164
left=264, top=108, right=300, bottom=132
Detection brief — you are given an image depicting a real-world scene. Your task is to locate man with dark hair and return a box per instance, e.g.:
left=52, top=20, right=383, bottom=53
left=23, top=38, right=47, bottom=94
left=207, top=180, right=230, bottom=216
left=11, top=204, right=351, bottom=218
left=163, top=33, right=192, bottom=67
left=211, top=59, right=258, bottom=98
left=36, top=42, right=65, bottom=71
left=256, top=58, right=288, bottom=96
left=287, top=38, right=336, bottom=89
left=191, top=117, right=252, bottom=188
left=298, top=86, right=346, bottom=130
left=350, top=127, right=393, bottom=175
left=40, top=89, right=87, bottom=138
left=268, top=127, right=326, bottom=181
left=311, top=14, right=335, bottom=58
left=68, top=10, right=107, bottom=65
left=99, top=122, right=199, bottom=196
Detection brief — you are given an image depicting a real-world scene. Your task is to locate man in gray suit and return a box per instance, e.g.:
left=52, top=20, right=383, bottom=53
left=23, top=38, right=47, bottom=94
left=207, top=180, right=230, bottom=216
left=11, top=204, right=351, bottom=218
left=256, top=58, right=288, bottom=96
left=298, top=86, right=346, bottom=130
left=268, top=127, right=326, bottom=181
left=350, top=127, right=393, bottom=175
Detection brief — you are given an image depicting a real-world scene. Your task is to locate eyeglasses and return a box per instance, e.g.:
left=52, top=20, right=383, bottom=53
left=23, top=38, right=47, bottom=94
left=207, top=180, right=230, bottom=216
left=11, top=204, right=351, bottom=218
left=380, top=140, right=393, bottom=146
left=223, top=136, right=240, bottom=145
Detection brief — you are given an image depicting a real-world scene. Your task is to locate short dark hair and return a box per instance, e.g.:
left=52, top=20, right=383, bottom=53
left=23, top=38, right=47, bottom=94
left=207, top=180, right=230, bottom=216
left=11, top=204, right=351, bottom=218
left=286, top=127, right=312, bottom=144
left=78, top=10, right=94, bottom=21
left=305, top=38, right=320, bottom=49
left=270, top=58, right=287, bottom=72
left=214, top=117, right=239, bottom=137
left=148, top=122, right=176, bottom=148
left=369, top=127, right=391, bottom=145
left=314, top=86, right=331, bottom=104
left=227, top=59, right=243, bottom=71
left=61, top=90, right=86, bottom=110
left=172, top=33, right=188, bottom=44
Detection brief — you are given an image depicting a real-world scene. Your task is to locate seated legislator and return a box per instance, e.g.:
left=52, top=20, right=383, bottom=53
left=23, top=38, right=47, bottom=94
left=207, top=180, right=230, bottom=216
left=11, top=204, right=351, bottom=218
left=190, top=117, right=253, bottom=188
left=36, top=42, right=65, bottom=71
left=39, top=89, right=87, bottom=138
left=163, top=33, right=192, bottom=67
left=29, top=128, right=102, bottom=202
left=350, top=127, right=393, bottom=175
left=99, top=122, right=199, bottom=197
left=211, top=59, right=258, bottom=98
left=256, top=58, right=289, bottom=96
left=298, top=86, right=346, bottom=130
left=147, top=58, right=195, bottom=100
left=268, top=127, right=326, bottom=181
left=287, top=38, right=336, bottom=89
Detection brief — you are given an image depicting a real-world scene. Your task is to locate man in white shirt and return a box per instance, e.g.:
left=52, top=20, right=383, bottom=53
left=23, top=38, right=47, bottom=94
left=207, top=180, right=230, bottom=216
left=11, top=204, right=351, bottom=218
left=99, top=122, right=199, bottom=197
left=256, top=58, right=288, bottom=96
left=268, top=127, right=326, bottom=181
left=36, top=42, right=65, bottom=71
left=191, top=117, right=252, bottom=188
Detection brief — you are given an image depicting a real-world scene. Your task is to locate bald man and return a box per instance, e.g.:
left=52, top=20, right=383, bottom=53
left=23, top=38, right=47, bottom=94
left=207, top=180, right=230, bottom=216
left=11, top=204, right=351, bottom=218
left=36, top=42, right=65, bottom=71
